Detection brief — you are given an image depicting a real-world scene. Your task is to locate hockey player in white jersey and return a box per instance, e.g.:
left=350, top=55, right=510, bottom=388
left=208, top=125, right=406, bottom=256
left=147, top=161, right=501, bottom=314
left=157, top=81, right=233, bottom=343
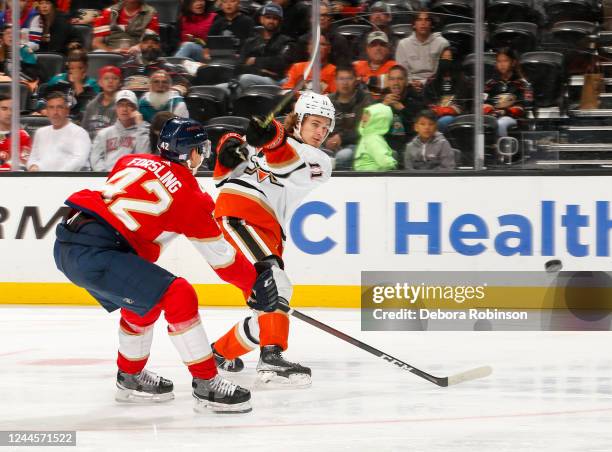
left=210, top=91, right=335, bottom=387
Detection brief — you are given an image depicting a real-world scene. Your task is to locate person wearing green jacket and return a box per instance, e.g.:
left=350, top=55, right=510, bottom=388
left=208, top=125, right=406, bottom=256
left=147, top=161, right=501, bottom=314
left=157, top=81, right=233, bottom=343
left=353, top=103, right=397, bottom=171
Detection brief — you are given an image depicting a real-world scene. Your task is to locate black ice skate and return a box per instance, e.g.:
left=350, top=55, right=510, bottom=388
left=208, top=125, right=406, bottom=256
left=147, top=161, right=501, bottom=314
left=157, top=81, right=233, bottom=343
left=115, top=369, right=174, bottom=403
left=212, top=342, right=244, bottom=373
left=192, top=374, right=252, bottom=413
left=256, top=345, right=312, bottom=388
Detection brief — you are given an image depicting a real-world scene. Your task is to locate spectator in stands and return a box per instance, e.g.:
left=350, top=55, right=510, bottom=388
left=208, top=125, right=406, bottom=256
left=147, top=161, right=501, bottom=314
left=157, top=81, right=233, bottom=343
left=295, top=2, right=350, bottom=66
left=358, top=1, right=397, bottom=57
left=484, top=47, right=533, bottom=137
left=69, top=0, right=114, bottom=25
left=395, top=9, right=449, bottom=92
left=27, top=91, right=91, bottom=171
left=326, top=65, right=373, bottom=170
left=173, top=0, right=217, bottom=62
left=0, top=24, right=41, bottom=91
left=122, top=32, right=191, bottom=96
left=91, top=89, right=149, bottom=171
left=45, top=49, right=100, bottom=119
left=29, top=0, right=82, bottom=53
left=138, top=69, right=189, bottom=123
left=274, top=0, right=310, bottom=39
left=237, top=2, right=294, bottom=89
left=353, top=31, right=397, bottom=99
left=284, top=33, right=336, bottom=94
left=208, top=0, right=255, bottom=51
left=353, top=103, right=397, bottom=171
left=148, top=110, right=174, bottom=153
left=82, top=66, right=122, bottom=139
left=0, top=0, right=38, bottom=30
left=92, top=0, right=160, bottom=54
left=423, top=47, right=468, bottom=132
left=0, top=93, right=32, bottom=171
left=383, top=64, right=424, bottom=159
left=404, top=109, right=455, bottom=170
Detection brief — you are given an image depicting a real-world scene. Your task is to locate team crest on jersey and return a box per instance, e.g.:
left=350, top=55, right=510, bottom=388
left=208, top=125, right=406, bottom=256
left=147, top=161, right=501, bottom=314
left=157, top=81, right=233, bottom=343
left=245, top=161, right=284, bottom=187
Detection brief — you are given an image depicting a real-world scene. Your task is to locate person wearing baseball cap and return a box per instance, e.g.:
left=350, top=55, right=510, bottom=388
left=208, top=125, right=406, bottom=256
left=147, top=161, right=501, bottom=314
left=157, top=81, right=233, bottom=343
left=90, top=89, right=150, bottom=171
left=236, top=1, right=293, bottom=89
left=354, top=31, right=398, bottom=99
left=357, top=1, right=397, bottom=58
left=82, top=66, right=122, bottom=139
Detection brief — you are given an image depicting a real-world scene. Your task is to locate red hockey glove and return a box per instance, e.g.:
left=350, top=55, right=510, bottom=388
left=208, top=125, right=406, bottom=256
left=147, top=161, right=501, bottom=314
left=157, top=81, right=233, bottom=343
left=483, top=104, right=495, bottom=115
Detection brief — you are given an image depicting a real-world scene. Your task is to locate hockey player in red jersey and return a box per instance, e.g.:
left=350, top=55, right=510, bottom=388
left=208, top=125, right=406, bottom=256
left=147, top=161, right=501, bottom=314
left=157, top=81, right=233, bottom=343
left=53, top=117, right=280, bottom=413
left=211, top=91, right=335, bottom=387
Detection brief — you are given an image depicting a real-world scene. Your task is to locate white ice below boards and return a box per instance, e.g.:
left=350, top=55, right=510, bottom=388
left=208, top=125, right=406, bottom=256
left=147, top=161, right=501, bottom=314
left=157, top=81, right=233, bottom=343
left=1, top=307, right=611, bottom=451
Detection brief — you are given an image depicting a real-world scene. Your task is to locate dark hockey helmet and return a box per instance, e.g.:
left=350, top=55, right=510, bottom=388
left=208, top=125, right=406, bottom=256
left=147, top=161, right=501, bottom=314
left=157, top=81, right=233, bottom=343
left=158, top=117, right=211, bottom=163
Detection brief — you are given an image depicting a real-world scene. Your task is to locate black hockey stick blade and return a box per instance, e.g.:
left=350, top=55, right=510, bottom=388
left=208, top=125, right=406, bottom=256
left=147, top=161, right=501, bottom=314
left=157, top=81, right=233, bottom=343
left=277, top=303, right=492, bottom=387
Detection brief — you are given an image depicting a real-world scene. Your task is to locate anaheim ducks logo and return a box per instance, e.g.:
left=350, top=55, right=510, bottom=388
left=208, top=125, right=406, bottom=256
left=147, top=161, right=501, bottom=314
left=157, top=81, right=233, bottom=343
left=245, top=159, right=284, bottom=187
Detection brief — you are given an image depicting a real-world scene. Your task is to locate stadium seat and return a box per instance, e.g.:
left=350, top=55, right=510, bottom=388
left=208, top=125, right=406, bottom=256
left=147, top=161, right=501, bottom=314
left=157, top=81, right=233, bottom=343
left=430, top=0, right=473, bottom=26
left=34, top=52, right=64, bottom=83
left=336, top=24, right=372, bottom=58
left=146, top=0, right=180, bottom=24
left=486, top=0, right=536, bottom=24
left=489, top=22, right=538, bottom=53
left=193, top=63, right=236, bottom=86
left=391, top=23, right=413, bottom=40
left=441, top=23, right=475, bottom=57
left=73, top=24, right=93, bottom=51
left=444, top=114, right=499, bottom=167
left=462, top=52, right=497, bottom=80
left=159, top=23, right=179, bottom=55
left=202, top=116, right=250, bottom=170
left=520, top=51, right=565, bottom=114
left=544, top=0, right=599, bottom=25
left=0, top=83, right=31, bottom=113
left=20, top=115, right=51, bottom=138
left=184, top=85, right=229, bottom=123
left=206, top=35, right=240, bottom=59
left=232, top=85, right=284, bottom=118
left=86, top=52, right=126, bottom=80
left=545, top=21, right=597, bottom=75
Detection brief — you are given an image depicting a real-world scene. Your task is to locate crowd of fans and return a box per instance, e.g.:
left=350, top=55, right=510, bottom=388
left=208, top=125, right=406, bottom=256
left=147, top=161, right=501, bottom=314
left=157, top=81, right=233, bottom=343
left=0, top=0, right=576, bottom=173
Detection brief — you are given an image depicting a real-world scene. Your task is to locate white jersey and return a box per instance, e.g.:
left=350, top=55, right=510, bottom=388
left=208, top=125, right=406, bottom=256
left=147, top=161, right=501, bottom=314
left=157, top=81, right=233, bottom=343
left=213, top=136, right=332, bottom=234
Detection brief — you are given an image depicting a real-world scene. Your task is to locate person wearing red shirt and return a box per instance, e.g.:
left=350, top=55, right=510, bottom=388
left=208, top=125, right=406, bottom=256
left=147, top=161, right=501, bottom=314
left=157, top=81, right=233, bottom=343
left=53, top=118, right=280, bottom=413
left=93, top=0, right=160, bottom=53
left=283, top=33, right=336, bottom=94
left=0, top=93, right=31, bottom=171
left=353, top=31, right=397, bottom=99
left=174, top=0, right=217, bottom=62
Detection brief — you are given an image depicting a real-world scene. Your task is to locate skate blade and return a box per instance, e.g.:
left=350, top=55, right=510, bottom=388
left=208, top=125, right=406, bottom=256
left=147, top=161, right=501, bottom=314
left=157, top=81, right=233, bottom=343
left=254, top=371, right=312, bottom=389
left=193, top=396, right=252, bottom=414
left=115, top=387, right=175, bottom=404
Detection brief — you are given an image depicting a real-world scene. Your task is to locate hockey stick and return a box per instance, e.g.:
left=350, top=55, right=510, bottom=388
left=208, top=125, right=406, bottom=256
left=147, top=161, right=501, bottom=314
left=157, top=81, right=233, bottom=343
left=255, top=24, right=321, bottom=129
left=276, top=302, right=492, bottom=387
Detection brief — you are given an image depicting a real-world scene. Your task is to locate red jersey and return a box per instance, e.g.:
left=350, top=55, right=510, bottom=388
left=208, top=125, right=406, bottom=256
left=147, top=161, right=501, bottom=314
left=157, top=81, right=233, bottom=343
left=94, top=7, right=160, bottom=38
left=67, top=154, right=256, bottom=294
left=0, top=129, right=32, bottom=171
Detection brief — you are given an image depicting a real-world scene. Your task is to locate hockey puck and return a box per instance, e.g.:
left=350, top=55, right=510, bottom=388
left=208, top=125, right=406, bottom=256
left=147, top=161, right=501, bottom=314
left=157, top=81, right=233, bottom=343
left=544, top=259, right=563, bottom=273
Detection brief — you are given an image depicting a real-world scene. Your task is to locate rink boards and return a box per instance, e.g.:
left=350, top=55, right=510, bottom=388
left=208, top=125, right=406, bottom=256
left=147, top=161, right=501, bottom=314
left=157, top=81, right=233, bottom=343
left=1, top=173, right=612, bottom=307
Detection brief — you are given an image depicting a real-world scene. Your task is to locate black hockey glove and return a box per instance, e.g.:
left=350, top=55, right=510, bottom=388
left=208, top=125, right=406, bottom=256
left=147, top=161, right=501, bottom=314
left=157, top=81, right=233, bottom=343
left=218, top=135, right=249, bottom=169
left=247, top=261, right=279, bottom=312
left=246, top=117, right=285, bottom=150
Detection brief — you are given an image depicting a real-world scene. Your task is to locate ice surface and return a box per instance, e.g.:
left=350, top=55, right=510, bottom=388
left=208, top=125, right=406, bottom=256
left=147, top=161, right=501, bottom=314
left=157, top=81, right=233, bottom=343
left=1, top=306, right=611, bottom=452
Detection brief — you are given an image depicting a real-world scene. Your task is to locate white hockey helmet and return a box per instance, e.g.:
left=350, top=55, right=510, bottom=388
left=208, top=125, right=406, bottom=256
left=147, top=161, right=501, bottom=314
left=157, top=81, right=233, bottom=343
left=293, top=91, right=335, bottom=141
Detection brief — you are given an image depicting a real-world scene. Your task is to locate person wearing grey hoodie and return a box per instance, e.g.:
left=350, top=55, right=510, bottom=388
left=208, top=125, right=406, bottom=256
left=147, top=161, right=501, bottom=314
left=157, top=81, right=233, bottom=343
left=404, top=110, right=455, bottom=170
left=90, top=90, right=150, bottom=171
left=394, top=10, right=449, bottom=91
